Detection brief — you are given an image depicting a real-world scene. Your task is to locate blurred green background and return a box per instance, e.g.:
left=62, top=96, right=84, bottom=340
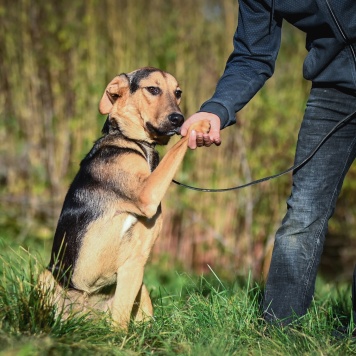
left=1, top=0, right=355, bottom=282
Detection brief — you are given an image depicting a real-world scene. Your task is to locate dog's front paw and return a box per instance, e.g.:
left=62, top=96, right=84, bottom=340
left=188, top=119, right=211, bottom=135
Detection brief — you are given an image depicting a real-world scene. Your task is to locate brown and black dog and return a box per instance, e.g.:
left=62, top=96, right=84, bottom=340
left=38, top=67, right=210, bottom=330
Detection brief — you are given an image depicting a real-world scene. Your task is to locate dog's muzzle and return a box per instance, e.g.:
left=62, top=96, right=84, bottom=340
left=168, top=112, right=184, bottom=135
left=145, top=113, right=185, bottom=138
left=168, top=113, right=184, bottom=127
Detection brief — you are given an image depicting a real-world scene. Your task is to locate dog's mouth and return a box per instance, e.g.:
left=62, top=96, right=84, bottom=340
left=145, top=112, right=184, bottom=140
left=166, top=126, right=182, bottom=136
left=145, top=122, right=182, bottom=138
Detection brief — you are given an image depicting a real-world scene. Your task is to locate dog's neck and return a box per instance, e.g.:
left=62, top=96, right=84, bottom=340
left=106, top=130, right=159, bottom=172
left=101, top=117, right=160, bottom=171
left=102, top=115, right=160, bottom=146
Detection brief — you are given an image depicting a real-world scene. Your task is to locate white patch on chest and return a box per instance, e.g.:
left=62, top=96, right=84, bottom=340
left=120, top=214, right=138, bottom=239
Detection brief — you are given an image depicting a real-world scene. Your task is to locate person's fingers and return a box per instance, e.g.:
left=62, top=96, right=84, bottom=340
left=208, top=117, right=221, bottom=145
left=180, top=122, right=189, bottom=137
left=202, top=133, right=212, bottom=147
left=211, top=130, right=221, bottom=146
left=196, top=132, right=204, bottom=147
left=188, top=130, right=197, bottom=149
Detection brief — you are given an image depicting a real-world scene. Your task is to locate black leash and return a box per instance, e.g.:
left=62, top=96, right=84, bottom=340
left=172, top=110, right=356, bottom=193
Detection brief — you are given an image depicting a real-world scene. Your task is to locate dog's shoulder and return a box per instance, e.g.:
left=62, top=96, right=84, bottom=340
left=83, top=135, right=140, bottom=162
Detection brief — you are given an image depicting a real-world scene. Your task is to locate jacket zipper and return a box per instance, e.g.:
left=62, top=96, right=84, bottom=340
left=325, top=0, right=356, bottom=65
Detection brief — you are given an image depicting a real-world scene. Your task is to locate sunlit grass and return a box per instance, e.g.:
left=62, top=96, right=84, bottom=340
left=0, top=248, right=356, bottom=355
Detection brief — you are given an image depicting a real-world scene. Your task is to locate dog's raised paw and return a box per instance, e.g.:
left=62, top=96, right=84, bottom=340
left=190, top=119, right=211, bottom=135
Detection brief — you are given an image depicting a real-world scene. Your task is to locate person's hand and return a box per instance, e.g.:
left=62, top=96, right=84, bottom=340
left=180, top=112, right=221, bottom=149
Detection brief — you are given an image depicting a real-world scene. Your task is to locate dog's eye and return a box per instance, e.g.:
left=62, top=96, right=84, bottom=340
left=175, top=89, right=182, bottom=99
left=110, top=93, right=119, bottom=100
left=145, top=86, right=161, bottom=96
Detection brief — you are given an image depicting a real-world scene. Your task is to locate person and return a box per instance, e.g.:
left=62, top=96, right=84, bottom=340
left=180, top=0, right=356, bottom=325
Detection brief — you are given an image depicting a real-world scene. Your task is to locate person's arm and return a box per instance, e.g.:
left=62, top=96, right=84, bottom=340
left=181, top=0, right=283, bottom=148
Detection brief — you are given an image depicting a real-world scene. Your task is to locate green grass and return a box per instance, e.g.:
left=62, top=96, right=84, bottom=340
left=0, top=247, right=356, bottom=355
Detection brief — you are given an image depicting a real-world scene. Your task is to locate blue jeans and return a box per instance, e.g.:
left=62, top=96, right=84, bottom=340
left=263, top=86, right=356, bottom=325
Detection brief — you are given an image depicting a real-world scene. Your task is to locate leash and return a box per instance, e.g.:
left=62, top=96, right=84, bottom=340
left=172, top=109, right=356, bottom=193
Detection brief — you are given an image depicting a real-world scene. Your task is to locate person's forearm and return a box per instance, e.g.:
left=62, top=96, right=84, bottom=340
left=201, top=0, right=283, bottom=129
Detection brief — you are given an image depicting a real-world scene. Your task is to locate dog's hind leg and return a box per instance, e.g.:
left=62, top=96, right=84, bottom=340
left=37, top=269, right=72, bottom=318
left=37, top=270, right=90, bottom=320
left=37, top=270, right=64, bottom=308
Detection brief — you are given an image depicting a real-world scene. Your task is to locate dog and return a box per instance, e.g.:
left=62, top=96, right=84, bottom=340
left=38, top=67, right=210, bottom=330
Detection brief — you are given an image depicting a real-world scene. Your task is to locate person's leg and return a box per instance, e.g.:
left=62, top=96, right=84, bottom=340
left=263, top=87, right=356, bottom=325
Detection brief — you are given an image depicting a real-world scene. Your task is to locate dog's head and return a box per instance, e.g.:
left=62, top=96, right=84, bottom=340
left=99, top=67, right=184, bottom=145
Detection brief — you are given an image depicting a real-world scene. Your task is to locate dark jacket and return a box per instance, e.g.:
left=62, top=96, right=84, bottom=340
left=201, top=0, right=356, bottom=129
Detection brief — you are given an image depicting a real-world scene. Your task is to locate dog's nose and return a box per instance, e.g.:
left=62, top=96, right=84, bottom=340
left=168, top=113, right=184, bottom=127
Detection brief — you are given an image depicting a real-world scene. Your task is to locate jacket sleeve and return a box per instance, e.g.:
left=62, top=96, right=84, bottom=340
left=200, top=0, right=283, bottom=129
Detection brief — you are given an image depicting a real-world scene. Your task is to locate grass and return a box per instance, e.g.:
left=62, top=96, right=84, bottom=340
left=0, top=247, right=356, bottom=355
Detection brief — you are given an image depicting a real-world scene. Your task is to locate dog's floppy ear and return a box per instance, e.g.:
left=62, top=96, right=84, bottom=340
left=99, top=74, right=129, bottom=115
